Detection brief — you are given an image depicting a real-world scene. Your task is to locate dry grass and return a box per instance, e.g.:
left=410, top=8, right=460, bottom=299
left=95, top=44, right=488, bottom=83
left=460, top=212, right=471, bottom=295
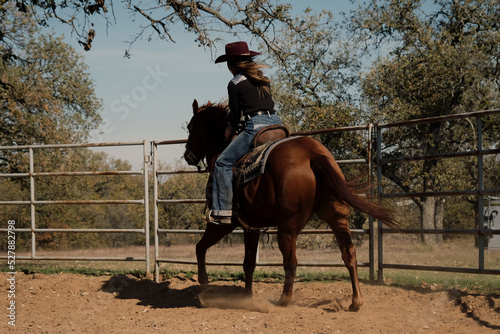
left=382, top=234, right=500, bottom=269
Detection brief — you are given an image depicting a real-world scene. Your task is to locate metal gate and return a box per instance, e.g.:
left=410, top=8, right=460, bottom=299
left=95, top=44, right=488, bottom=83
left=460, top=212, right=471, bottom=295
left=375, top=109, right=500, bottom=277
left=0, top=141, right=151, bottom=273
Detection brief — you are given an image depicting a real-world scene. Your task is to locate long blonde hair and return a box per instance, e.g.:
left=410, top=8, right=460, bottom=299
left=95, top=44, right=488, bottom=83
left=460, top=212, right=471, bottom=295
left=230, top=59, right=271, bottom=96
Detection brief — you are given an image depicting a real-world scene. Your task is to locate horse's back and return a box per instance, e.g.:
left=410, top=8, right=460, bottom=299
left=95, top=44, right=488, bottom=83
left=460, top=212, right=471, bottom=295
left=267, top=136, right=337, bottom=168
left=267, top=135, right=345, bottom=193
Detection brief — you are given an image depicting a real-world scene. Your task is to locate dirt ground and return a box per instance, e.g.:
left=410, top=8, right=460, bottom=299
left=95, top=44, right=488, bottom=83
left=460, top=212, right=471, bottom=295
left=1, top=272, right=499, bottom=333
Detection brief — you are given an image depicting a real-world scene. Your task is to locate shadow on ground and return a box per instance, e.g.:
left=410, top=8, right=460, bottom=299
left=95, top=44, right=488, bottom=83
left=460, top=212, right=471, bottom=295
left=100, top=274, right=346, bottom=313
left=101, top=274, right=202, bottom=309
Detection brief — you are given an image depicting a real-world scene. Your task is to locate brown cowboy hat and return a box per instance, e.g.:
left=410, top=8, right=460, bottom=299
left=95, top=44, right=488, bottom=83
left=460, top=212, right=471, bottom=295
left=215, top=41, right=261, bottom=63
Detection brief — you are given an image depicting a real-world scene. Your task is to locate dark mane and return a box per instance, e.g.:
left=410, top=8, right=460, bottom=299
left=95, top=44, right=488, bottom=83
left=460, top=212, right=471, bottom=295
left=201, top=102, right=227, bottom=110
left=199, top=102, right=227, bottom=113
left=198, top=102, right=228, bottom=129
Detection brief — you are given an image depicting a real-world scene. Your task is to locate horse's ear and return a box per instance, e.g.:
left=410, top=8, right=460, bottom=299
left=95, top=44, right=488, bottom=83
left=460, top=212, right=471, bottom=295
left=192, top=99, right=199, bottom=114
left=207, top=100, right=212, bottom=106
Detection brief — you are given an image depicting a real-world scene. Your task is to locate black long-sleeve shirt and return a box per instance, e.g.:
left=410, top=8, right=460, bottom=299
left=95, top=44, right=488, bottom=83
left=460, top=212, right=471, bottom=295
left=227, top=73, right=274, bottom=131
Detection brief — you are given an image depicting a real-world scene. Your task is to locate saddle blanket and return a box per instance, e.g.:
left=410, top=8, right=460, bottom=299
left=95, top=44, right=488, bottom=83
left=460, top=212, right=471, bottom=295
left=235, top=136, right=297, bottom=184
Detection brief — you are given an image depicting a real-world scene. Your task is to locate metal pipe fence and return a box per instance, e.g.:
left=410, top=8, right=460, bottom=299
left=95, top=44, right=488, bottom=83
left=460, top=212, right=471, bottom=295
left=0, top=141, right=151, bottom=273
left=152, top=126, right=374, bottom=282
left=375, top=109, right=500, bottom=278
left=1, top=109, right=499, bottom=282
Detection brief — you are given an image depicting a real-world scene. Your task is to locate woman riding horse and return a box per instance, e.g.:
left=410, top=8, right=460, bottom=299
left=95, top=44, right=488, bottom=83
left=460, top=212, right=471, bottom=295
left=184, top=42, right=398, bottom=311
left=209, top=41, right=283, bottom=225
left=184, top=101, right=398, bottom=311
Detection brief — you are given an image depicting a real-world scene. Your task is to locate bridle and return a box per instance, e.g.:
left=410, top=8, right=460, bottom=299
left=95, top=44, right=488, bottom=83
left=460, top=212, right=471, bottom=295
left=185, top=149, right=206, bottom=172
left=184, top=132, right=207, bottom=172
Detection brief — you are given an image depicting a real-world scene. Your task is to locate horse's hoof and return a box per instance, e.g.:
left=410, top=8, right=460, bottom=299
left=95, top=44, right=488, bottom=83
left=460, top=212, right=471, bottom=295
left=199, top=283, right=209, bottom=290
left=348, top=302, right=362, bottom=312
left=275, top=296, right=291, bottom=307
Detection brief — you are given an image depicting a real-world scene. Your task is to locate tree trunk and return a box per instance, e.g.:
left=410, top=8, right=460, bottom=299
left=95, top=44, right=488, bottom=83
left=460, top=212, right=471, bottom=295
left=434, top=197, right=444, bottom=244
left=420, top=152, right=439, bottom=245
left=421, top=197, right=437, bottom=245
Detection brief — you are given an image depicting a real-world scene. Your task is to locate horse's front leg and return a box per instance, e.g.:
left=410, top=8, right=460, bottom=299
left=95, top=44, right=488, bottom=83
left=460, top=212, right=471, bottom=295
left=196, top=222, right=235, bottom=287
left=277, top=231, right=298, bottom=306
left=243, top=230, right=260, bottom=296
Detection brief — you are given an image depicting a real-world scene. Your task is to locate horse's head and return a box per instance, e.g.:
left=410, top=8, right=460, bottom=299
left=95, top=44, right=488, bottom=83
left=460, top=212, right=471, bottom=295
left=184, top=99, right=228, bottom=169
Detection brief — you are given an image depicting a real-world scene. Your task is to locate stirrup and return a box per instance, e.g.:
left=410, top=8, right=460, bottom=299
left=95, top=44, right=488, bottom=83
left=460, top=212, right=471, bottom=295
left=206, top=210, right=232, bottom=225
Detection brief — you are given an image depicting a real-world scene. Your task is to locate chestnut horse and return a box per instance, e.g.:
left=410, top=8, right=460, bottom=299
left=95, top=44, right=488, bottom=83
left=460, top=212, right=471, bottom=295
left=184, top=100, right=397, bottom=311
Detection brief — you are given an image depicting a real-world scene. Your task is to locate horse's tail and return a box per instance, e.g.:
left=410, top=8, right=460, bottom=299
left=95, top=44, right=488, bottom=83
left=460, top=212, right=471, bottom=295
left=311, top=154, right=399, bottom=229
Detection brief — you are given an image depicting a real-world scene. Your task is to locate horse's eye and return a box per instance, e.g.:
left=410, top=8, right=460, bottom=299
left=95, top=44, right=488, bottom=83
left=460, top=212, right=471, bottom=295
left=187, top=122, right=194, bottom=132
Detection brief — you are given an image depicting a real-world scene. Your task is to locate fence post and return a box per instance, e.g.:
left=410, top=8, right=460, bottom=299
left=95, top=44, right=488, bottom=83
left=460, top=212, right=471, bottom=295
left=29, top=148, right=36, bottom=259
left=477, top=117, right=485, bottom=272
left=143, top=140, right=151, bottom=275
left=153, top=142, right=160, bottom=282
left=368, top=123, right=375, bottom=281
left=375, top=125, right=384, bottom=283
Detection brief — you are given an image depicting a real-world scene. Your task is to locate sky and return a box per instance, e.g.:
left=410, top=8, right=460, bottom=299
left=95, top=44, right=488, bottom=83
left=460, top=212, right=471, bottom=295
left=46, top=1, right=357, bottom=169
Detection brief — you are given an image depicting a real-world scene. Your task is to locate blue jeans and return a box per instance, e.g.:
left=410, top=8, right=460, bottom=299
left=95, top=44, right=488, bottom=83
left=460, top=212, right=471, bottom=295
left=212, top=113, right=282, bottom=216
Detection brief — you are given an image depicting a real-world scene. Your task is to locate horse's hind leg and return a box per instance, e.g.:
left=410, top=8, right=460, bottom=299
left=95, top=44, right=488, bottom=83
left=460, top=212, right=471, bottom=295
left=196, top=223, right=235, bottom=288
left=277, top=230, right=299, bottom=306
left=336, top=227, right=363, bottom=312
left=318, top=203, right=363, bottom=312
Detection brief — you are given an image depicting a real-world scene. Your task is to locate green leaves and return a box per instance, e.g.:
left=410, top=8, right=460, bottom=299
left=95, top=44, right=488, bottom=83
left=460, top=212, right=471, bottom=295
left=349, top=0, right=500, bottom=240
left=1, top=5, right=102, bottom=174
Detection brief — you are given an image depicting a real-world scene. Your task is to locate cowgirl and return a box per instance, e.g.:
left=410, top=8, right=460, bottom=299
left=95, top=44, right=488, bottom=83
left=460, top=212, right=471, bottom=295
left=209, top=41, right=283, bottom=224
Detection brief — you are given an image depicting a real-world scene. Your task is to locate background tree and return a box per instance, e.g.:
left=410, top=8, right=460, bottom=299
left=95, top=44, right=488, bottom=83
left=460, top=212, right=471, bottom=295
left=268, top=9, right=362, bottom=132
left=349, top=0, right=500, bottom=244
left=0, top=4, right=146, bottom=252
left=264, top=8, right=366, bottom=167
left=1, top=3, right=102, bottom=173
left=265, top=8, right=372, bottom=238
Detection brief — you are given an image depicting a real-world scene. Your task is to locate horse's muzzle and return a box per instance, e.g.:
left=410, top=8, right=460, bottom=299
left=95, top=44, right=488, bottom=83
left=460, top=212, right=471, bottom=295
left=184, top=150, right=200, bottom=167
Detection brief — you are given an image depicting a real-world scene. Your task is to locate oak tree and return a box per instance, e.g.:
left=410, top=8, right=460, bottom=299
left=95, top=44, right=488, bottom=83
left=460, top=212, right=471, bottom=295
left=350, top=0, right=500, bottom=243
